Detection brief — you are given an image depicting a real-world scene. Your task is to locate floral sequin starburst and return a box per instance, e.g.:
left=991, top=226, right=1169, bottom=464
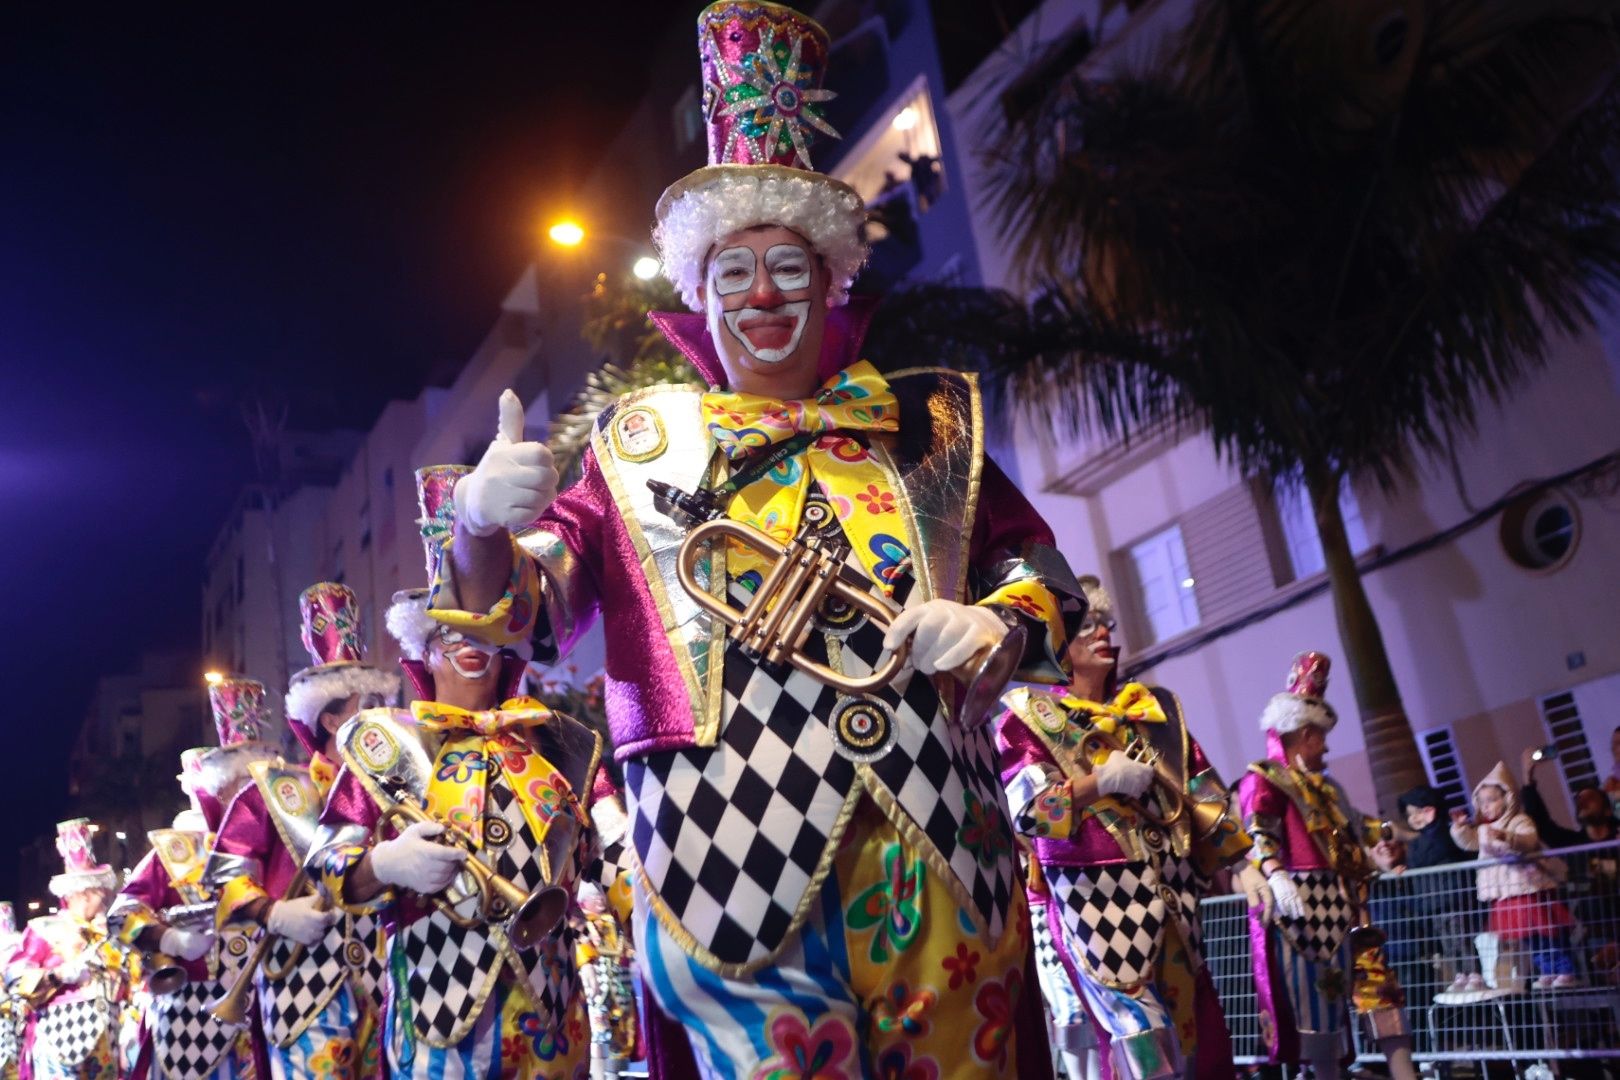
left=718, top=26, right=839, bottom=166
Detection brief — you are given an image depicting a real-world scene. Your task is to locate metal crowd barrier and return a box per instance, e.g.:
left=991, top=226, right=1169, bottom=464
left=1202, top=839, right=1620, bottom=1073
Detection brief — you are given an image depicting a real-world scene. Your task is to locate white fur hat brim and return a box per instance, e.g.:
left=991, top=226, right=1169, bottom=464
left=191, top=743, right=281, bottom=799
left=49, top=868, right=117, bottom=898
left=654, top=166, right=867, bottom=311
left=1259, top=693, right=1338, bottom=735
left=285, top=664, right=401, bottom=728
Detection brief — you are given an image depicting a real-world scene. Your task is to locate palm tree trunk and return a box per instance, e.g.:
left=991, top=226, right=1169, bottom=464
left=1305, top=466, right=1428, bottom=815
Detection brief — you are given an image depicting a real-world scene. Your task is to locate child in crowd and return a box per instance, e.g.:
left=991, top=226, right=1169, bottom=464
left=1451, top=762, right=1582, bottom=989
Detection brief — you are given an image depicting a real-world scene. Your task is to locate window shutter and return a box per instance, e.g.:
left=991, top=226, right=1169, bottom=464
left=1538, top=690, right=1601, bottom=797
left=1177, top=481, right=1278, bottom=626
left=1416, top=727, right=1469, bottom=811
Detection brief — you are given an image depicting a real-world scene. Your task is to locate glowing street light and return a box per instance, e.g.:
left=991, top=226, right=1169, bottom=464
left=892, top=105, right=919, bottom=131
left=632, top=256, right=661, bottom=281
left=114, top=831, right=127, bottom=841
left=548, top=221, right=585, bottom=247
left=27, top=901, right=39, bottom=911
left=204, top=670, right=224, bottom=686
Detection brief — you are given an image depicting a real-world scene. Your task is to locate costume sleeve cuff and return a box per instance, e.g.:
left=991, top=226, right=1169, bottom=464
left=109, top=902, right=161, bottom=947
left=977, top=579, right=1069, bottom=682
left=1246, top=814, right=1283, bottom=866
left=1007, top=764, right=1076, bottom=839
left=428, top=533, right=540, bottom=648
left=318, top=842, right=394, bottom=916
left=215, top=876, right=270, bottom=932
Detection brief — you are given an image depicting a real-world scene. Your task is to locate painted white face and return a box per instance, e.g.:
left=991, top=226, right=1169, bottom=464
left=706, top=240, right=815, bottom=365
left=429, top=626, right=496, bottom=681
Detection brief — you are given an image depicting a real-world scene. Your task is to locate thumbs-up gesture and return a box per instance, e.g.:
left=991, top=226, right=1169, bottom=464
left=454, top=390, right=559, bottom=537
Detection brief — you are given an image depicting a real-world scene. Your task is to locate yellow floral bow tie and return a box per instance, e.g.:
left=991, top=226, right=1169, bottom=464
left=701, top=360, right=900, bottom=460
left=410, top=697, right=551, bottom=736
left=1063, top=682, right=1167, bottom=735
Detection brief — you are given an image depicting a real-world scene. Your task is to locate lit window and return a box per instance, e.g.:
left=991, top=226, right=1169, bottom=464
left=1274, top=477, right=1368, bottom=581
left=831, top=78, right=944, bottom=217
left=1127, top=525, right=1201, bottom=645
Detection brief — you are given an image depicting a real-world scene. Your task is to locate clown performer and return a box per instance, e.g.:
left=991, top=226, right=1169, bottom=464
left=1237, top=653, right=1416, bottom=1079
left=204, top=587, right=399, bottom=1080
left=427, top=4, right=1085, bottom=1075
left=571, top=883, right=638, bottom=1080
left=3, top=821, right=132, bottom=1080
left=307, top=465, right=603, bottom=1080
left=996, top=577, right=1260, bottom=1080
left=108, top=741, right=269, bottom=1080
left=2, top=903, right=24, bottom=1080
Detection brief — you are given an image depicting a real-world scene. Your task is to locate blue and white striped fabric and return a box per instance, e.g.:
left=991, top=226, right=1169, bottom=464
left=1276, top=932, right=1347, bottom=1035
left=266, top=983, right=363, bottom=1080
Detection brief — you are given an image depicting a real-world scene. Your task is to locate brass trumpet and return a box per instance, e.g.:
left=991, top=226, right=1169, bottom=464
left=652, top=481, right=1026, bottom=726
left=1076, top=725, right=1227, bottom=842
left=208, top=869, right=324, bottom=1026
left=373, top=799, right=567, bottom=951
left=147, top=901, right=217, bottom=996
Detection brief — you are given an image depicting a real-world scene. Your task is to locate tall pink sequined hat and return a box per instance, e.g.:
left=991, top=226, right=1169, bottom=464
left=1260, top=651, right=1339, bottom=734
left=48, top=818, right=116, bottom=898
left=653, top=0, right=866, bottom=311
left=192, top=677, right=281, bottom=807
left=284, top=582, right=400, bottom=748
left=386, top=465, right=470, bottom=662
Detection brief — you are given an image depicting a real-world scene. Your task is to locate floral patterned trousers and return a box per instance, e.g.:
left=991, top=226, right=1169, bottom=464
left=383, top=971, right=588, bottom=1080
left=639, top=800, right=1031, bottom=1080
left=265, top=982, right=379, bottom=1080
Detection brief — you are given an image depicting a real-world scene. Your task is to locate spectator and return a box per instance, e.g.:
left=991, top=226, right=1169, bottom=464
left=1451, top=762, right=1581, bottom=989
left=1372, top=786, right=1479, bottom=997
left=1520, top=748, right=1620, bottom=982
left=1604, top=725, right=1620, bottom=810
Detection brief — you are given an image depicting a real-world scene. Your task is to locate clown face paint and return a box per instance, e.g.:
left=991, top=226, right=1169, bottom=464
left=703, top=225, right=828, bottom=394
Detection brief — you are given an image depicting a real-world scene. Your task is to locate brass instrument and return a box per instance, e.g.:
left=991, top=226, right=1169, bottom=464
left=372, top=799, right=567, bottom=951
left=651, top=480, right=1026, bottom=726
left=1075, top=724, right=1227, bottom=842
left=147, top=901, right=218, bottom=996
left=208, top=869, right=320, bottom=1026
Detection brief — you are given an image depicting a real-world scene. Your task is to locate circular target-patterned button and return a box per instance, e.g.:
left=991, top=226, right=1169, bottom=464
left=830, top=695, right=896, bottom=763
left=343, top=940, right=368, bottom=968
left=225, top=934, right=249, bottom=957
left=814, top=593, right=866, bottom=637
left=484, top=817, right=512, bottom=847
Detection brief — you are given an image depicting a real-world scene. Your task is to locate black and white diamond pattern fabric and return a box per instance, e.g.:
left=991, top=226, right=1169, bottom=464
left=487, top=771, right=546, bottom=900
left=33, top=995, right=111, bottom=1068
left=347, top=913, right=388, bottom=1009
left=399, top=914, right=501, bottom=1047
left=515, top=927, right=579, bottom=1037
left=1048, top=862, right=1169, bottom=988
left=261, top=925, right=345, bottom=1047
left=151, top=980, right=234, bottom=1080
left=1278, top=869, right=1355, bottom=963
left=1158, top=853, right=1210, bottom=968
left=0, top=1003, right=20, bottom=1071
left=626, top=656, right=858, bottom=969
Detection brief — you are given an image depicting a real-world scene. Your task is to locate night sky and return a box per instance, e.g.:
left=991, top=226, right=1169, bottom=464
left=2, top=3, right=684, bottom=891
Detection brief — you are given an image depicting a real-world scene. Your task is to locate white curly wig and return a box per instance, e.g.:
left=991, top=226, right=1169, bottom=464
left=1259, top=693, right=1338, bottom=735
left=1077, top=575, right=1114, bottom=623
left=654, top=168, right=868, bottom=311
left=285, top=664, right=401, bottom=735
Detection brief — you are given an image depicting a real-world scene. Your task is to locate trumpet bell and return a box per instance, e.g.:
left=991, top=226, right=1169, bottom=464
left=148, top=964, right=187, bottom=997
left=507, top=886, right=570, bottom=950
left=956, top=622, right=1026, bottom=729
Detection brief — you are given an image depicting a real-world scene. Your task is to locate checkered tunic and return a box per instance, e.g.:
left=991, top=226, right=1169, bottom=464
left=1047, top=853, right=1210, bottom=989
left=32, top=994, right=113, bottom=1069
left=150, top=980, right=236, bottom=1080
left=1275, top=869, right=1355, bottom=963
left=396, top=768, right=582, bottom=1048
left=0, top=1000, right=21, bottom=1072
left=259, top=912, right=386, bottom=1047
left=628, top=498, right=1018, bottom=972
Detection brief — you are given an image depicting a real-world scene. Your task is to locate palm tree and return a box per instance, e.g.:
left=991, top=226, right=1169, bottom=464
left=972, top=0, right=1620, bottom=809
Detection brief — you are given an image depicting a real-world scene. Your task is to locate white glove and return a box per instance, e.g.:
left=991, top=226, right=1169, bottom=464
left=266, top=894, right=339, bottom=947
left=1267, top=869, right=1306, bottom=920
left=54, top=957, right=87, bottom=985
left=370, top=821, right=468, bottom=895
left=1092, top=752, right=1156, bottom=799
left=454, top=390, right=558, bottom=537
left=882, top=599, right=1009, bottom=675
left=1238, top=864, right=1274, bottom=922
left=159, top=926, right=214, bottom=962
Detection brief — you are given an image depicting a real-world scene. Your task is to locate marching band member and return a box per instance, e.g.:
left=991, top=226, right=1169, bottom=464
left=109, top=744, right=261, bottom=1080
left=1238, top=652, right=1416, bottom=1079
left=996, top=578, right=1259, bottom=1080
left=307, top=466, right=601, bottom=1080
left=1, top=904, right=26, bottom=1080
left=427, top=5, right=1083, bottom=1074
left=205, top=589, right=399, bottom=1080
left=4, top=821, right=132, bottom=1080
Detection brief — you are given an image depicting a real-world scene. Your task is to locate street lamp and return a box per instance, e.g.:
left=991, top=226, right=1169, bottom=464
left=114, top=831, right=127, bottom=841
left=27, top=901, right=39, bottom=912
left=632, top=256, right=662, bottom=281
left=548, top=220, right=585, bottom=247
left=203, top=670, right=224, bottom=686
